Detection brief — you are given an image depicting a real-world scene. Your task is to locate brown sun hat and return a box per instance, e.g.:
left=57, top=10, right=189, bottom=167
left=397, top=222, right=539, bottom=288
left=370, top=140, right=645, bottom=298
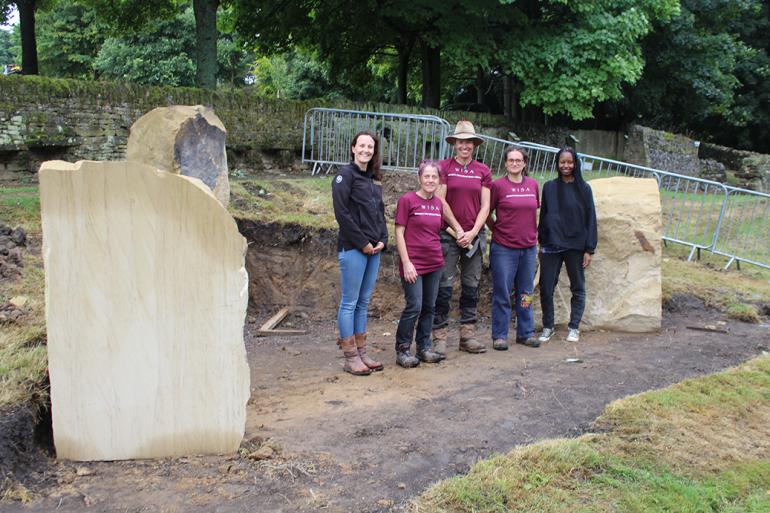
left=445, top=120, right=484, bottom=146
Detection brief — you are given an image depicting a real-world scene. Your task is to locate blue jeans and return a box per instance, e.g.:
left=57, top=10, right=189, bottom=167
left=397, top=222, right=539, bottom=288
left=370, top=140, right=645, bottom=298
left=490, top=242, right=537, bottom=341
left=396, top=269, right=442, bottom=352
left=337, top=248, right=381, bottom=338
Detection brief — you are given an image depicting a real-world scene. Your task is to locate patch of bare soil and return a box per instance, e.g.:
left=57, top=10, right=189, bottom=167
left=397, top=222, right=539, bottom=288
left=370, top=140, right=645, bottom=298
left=4, top=306, right=768, bottom=513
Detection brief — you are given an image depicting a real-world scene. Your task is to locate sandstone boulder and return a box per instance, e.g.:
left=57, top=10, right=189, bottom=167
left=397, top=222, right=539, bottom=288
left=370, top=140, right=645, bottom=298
left=126, top=105, right=230, bottom=206
left=40, top=160, right=249, bottom=460
left=541, top=177, right=662, bottom=332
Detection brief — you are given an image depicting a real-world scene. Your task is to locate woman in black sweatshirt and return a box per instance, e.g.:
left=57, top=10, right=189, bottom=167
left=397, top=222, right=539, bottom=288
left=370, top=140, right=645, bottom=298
left=331, top=131, right=389, bottom=375
left=537, top=147, right=597, bottom=344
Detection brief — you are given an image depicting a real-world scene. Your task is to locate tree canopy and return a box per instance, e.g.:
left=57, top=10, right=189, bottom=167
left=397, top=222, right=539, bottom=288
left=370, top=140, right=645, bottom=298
left=4, top=0, right=769, bottom=152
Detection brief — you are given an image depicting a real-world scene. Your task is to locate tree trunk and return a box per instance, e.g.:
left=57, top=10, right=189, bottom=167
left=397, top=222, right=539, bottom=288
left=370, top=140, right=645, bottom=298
left=18, top=0, right=38, bottom=75
left=503, top=74, right=512, bottom=121
left=193, top=0, right=219, bottom=89
left=420, top=43, right=441, bottom=109
left=475, top=66, right=484, bottom=106
left=396, top=39, right=413, bottom=105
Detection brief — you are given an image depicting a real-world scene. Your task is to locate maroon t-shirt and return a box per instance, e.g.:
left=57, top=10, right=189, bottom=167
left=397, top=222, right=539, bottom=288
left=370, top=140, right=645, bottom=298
left=439, top=158, right=492, bottom=232
left=395, top=192, right=444, bottom=277
left=490, top=175, right=540, bottom=248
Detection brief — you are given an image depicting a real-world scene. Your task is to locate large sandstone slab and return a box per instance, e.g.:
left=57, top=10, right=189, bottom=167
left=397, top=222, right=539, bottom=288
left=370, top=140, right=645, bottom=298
left=40, top=160, right=249, bottom=461
left=126, top=105, right=231, bottom=206
left=543, top=177, right=662, bottom=332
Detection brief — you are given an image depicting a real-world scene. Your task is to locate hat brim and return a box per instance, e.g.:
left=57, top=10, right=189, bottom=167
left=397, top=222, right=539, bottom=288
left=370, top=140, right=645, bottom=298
left=446, top=134, right=484, bottom=146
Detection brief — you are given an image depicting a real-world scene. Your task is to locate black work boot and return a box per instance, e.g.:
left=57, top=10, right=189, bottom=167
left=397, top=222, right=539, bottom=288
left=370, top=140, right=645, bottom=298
left=396, top=346, right=420, bottom=368
left=416, top=348, right=442, bottom=363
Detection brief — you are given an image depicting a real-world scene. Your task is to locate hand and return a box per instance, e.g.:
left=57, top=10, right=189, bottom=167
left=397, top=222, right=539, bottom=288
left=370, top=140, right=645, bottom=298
left=362, top=243, right=375, bottom=255
left=403, top=262, right=418, bottom=284
left=457, top=230, right=475, bottom=248
left=372, top=241, right=385, bottom=254
left=582, top=252, right=593, bottom=268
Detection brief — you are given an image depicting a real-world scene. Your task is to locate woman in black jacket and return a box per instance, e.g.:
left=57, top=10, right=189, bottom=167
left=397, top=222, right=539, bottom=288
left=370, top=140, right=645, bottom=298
left=331, top=131, right=388, bottom=375
left=537, top=147, right=597, bottom=344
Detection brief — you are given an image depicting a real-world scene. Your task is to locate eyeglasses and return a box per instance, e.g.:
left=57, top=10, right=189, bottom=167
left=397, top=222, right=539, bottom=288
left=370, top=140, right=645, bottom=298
left=506, top=158, right=525, bottom=164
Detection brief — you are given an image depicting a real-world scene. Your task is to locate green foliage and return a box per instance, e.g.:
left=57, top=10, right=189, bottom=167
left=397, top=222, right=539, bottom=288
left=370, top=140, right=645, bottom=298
left=76, top=0, right=179, bottom=33
left=249, top=48, right=339, bottom=99
left=626, top=0, right=770, bottom=152
left=0, top=27, right=14, bottom=65
left=93, top=8, right=196, bottom=86
left=35, top=0, right=107, bottom=78
left=503, top=0, right=680, bottom=120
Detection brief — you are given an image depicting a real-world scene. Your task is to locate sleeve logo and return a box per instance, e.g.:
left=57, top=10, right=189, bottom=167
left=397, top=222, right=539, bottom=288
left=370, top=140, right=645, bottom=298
left=335, top=175, right=343, bottom=184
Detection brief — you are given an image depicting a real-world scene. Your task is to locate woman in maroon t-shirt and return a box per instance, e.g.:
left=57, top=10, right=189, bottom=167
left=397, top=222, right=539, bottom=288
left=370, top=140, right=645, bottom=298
left=487, top=147, right=540, bottom=350
left=394, top=161, right=462, bottom=368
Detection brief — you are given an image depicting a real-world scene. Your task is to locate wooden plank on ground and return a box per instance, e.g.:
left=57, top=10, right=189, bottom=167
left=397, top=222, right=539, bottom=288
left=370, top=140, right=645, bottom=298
left=259, top=307, right=290, bottom=331
left=255, top=329, right=307, bottom=337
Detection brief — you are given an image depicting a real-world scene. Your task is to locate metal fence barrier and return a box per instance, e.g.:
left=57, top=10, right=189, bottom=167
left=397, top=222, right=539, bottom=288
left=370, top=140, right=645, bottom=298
left=302, top=107, right=451, bottom=175
left=303, top=107, right=769, bottom=270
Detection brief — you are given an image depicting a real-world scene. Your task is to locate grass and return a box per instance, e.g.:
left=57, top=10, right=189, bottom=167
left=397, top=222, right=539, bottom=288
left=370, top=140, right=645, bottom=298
left=661, top=242, right=770, bottom=315
left=414, top=355, right=770, bottom=513
left=0, top=187, right=47, bottom=410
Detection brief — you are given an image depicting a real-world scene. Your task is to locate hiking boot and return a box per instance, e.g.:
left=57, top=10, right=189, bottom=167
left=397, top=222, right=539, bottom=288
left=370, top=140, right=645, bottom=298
left=566, top=328, right=580, bottom=343
left=396, top=350, right=420, bottom=368
left=538, top=327, right=555, bottom=343
left=459, top=323, right=486, bottom=353
left=355, top=332, right=384, bottom=371
left=416, top=349, right=442, bottom=363
left=492, top=338, right=509, bottom=351
left=516, top=337, right=541, bottom=348
left=337, top=336, right=372, bottom=376
left=432, top=328, right=448, bottom=359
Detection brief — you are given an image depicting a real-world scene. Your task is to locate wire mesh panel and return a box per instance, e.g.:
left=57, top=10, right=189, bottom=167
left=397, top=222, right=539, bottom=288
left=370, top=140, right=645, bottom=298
left=303, top=107, right=768, bottom=269
left=302, top=108, right=451, bottom=174
left=712, top=189, right=770, bottom=269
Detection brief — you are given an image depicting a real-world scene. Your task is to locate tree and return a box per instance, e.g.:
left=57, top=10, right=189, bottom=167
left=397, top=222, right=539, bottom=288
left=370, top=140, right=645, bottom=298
left=235, top=0, right=679, bottom=114
left=626, top=0, right=770, bottom=152
left=80, top=0, right=224, bottom=88
left=35, top=0, right=107, bottom=78
left=0, top=27, right=14, bottom=66
left=93, top=6, right=197, bottom=86
left=1, top=1, right=56, bottom=74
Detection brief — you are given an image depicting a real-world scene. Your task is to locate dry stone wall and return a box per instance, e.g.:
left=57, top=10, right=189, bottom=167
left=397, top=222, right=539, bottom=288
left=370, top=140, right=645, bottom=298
left=0, top=76, right=514, bottom=182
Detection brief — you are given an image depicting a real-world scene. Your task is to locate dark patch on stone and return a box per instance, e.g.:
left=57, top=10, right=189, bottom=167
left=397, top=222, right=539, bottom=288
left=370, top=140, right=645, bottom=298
left=634, top=230, right=655, bottom=253
left=174, top=114, right=226, bottom=190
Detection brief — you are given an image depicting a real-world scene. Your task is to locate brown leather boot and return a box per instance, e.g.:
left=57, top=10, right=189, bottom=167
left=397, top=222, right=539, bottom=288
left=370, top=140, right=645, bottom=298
left=459, top=323, right=486, bottom=353
left=432, top=328, right=448, bottom=359
left=355, top=333, right=384, bottom=371
left=337, top=336, right=372, bottom=376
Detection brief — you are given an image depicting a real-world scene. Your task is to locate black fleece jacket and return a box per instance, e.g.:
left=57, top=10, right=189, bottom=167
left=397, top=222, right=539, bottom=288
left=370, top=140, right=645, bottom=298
left=332, top=163, right=388, bottom=252
left=538, top=172, right=598, bottom=254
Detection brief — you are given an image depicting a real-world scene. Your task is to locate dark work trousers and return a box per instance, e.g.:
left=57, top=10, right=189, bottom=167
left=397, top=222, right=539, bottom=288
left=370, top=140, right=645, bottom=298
left=433, top=230, right=485, bottom=329
left=396, top=269, right=442, bottom=352
left=538, top=250, right=586, bottom=330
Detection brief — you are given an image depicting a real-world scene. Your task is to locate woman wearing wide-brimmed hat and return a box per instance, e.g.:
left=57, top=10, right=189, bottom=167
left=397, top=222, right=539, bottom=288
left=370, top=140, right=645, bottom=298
left=432, top=120, right=492, bottom=356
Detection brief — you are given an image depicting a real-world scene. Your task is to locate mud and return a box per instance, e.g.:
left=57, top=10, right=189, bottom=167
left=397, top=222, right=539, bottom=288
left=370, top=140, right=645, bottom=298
left=3, top=173, right=769, bottom=512
left=3, top=307, right=768, bottom=513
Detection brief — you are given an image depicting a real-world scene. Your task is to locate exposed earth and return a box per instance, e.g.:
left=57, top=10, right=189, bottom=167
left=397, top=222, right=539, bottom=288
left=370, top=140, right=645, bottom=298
left=3, top=303, right=768, bottom=513
left=2, top=174, right=769, bottom=512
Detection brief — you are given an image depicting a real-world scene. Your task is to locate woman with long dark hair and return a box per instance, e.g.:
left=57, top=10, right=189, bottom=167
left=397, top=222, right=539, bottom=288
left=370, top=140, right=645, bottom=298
left=331, top=131, right=388, bottom=375
left=537, top=147, right=597, bottom=344
left=487, top=147, right=540, bottom=350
